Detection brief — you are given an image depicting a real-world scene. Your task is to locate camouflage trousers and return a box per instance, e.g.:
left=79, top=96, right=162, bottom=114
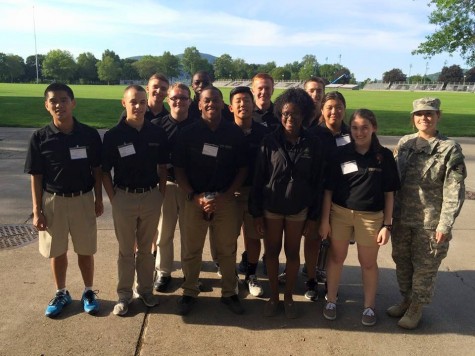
left=391, top=221, right=450, bottom=304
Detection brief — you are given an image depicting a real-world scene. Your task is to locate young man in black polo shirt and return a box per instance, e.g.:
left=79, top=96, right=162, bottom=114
left=25, top=83, right=103, bottom=317
left=102, top=85, right=169, bottom=316
left=173, top=86, right=248, bottom=315
left=151, top=83, right=195, bottom=292
left=251, top=73, right=279, bottom=130
left=229, top=86, right=270, bottom=297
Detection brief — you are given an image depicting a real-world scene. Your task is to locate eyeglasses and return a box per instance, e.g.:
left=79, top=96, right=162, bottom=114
left=169, top=96, right=190, bottom=102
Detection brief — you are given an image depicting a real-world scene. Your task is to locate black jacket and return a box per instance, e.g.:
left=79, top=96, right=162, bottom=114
left=249, top=127, right=325, bottom=220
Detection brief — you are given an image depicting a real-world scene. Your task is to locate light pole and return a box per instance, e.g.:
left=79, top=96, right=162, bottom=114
left=408, top=64, right=412, bottom=84
left=423, top=62, right=429, bottom=84
left=463, top=75, right=466, bottom=86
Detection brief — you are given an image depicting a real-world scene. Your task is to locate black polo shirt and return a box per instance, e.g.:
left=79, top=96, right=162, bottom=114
left=252, top=102, right=280, bottom=130
left=239, top=121, right=270, bottom=187
left=325, top=143, right=400, bottom=212
left=173, top=118, right=248, bottom=193
left=24, top=118, right=102, bottom=194
left=151, top=114, right=196, bottom=182
left=102, top=119, right=169, bottom=189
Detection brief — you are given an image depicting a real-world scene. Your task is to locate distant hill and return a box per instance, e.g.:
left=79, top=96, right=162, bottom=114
left=127, top=53, right=217, bottom=63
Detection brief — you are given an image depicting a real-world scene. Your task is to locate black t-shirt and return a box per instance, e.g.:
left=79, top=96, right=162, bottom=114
left=325, top=143, right=401, bottom=211
left=173, top=118, right=248, bottom=193
left=151, top=114, right=196, bottom=182
left=24, top=119, right=102, bottom=194
left=102, top=119, right=169, bottom=188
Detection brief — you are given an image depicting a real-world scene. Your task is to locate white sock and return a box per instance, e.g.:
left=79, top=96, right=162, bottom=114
left=57, top=288, right=67, bottom=294
left=84, top=286, right=93, bottom=293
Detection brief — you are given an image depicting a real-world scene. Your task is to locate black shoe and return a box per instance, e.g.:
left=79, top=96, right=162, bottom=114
left=261, top=254, right=267, bottom=275
left=154, top=275, right=172, bottom=292
left=238, top=251, right=248, bottom=273
left=177, top=295, right=196, bottom=316
left=316, top=269, right=327, bottom=283
left=221, top=294, right=244, bottom=315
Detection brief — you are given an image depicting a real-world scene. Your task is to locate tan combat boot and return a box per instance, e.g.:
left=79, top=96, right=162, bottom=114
left=387, top=298, right=411, bottom=318
left=398, top=302, right=423, bottom=329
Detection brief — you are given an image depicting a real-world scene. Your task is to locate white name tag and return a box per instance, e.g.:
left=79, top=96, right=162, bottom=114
left=341, top=160, right=358, bottom=175
left=336, top=134, right=351, bottom=147
left=202, top=143, right=219, bottom=157
left=118, top=143, right=136, bottom=158
left=69, top=147, right=87, bottom=160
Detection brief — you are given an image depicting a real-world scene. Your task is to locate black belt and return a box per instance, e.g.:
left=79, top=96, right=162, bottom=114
left=45, top=189, right=90, bottom=197
left=116, top=185, right=156, bottom=193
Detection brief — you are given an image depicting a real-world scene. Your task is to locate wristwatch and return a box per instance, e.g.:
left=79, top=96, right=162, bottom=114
left=381, top=224, right=393, bottom=231
left=186, top=192, right=195, bottom=201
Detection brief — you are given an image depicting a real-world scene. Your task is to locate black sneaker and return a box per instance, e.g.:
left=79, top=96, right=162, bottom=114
left=304, top=279, right=318, bottom=301
left=221, top=294, right=244, bottom=315
left=238, top=251, right=248, bottom=273
left=316, top=269, right=327, bottom=283
left=177, top=295, right=196, bottom=316
left=154, top=275, right=172, bottom=292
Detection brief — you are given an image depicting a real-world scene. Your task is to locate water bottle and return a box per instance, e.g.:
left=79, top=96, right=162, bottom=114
left=202, top=192, right=216, bottom=221
left=317, top=239, right=330, bottom=271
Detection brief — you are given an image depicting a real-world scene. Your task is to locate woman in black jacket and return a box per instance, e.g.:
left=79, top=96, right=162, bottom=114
left=249, top=88, right=324, bottom=318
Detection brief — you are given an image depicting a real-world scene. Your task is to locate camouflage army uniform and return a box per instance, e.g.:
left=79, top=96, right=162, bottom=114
left=392, top=132, right=466, bottom=304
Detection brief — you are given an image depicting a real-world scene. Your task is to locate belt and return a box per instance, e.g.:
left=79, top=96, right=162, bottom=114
left=116, top=185, right=156, bottom=193
left=45, top=189, right=90, bottom=197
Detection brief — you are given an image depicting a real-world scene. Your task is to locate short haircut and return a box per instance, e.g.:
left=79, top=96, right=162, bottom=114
left=148, top=73, right=169, bottom=85
left=44, top=83, right=74, bottom=100
left=273, top=88, right=315, bottom=124
left=200, top=85, right=223, bottom=99
left=304, top=76, right=326, bottom=88
left=167, top=82, right=191, bottom=97
left=229, top=86, right=254, bottom=103
left=192, top=70, right=211, bottom=80
left=124, top=84, right=146, bottom=95
left=322, top=91, right=346, bottom=108
left=252, top=73, right=274, bottom=86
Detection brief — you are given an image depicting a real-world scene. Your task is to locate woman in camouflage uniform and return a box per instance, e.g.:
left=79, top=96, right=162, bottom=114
left=389, top=97, right=466, bottom=329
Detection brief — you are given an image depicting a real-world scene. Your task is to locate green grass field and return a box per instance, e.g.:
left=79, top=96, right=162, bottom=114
left=1, top=83, right=474, bottom=136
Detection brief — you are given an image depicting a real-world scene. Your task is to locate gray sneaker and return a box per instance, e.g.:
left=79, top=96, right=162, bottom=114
left=113, top=299, right=130, bottom=316
left=139, top=293, right=160, bottom=308
left=323, top=301, right=337, bottom=320
left=361, top=307, right=376, bottom=326
left=246, top=275, right=264, bottom=297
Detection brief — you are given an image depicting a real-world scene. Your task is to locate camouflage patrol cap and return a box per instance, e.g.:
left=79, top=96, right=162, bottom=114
left=411, top=97, right=441, bottom=114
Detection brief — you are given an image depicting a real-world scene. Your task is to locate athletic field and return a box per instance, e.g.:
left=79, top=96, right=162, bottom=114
left=0, top=83, right=474, bottom=136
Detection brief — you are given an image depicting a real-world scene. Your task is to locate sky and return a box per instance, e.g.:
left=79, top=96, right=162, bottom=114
left=0, top=0, right=468, bottom=81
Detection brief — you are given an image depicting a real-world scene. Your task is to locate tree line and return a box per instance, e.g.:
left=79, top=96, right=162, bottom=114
left=382, top=65, right=475, bottom=84
left=0, top=46, right=354, bottom=85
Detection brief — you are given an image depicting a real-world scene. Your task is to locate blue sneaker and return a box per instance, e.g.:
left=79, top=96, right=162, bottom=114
left=81, top=290, right=100, bottom=315
left=45, top=290, right=72, bottom=318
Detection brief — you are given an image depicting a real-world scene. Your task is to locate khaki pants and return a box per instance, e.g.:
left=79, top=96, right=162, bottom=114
left=155, top=181, right=186, bottom=277
left=182, top=197, right=239, bottom=298
left=112, top=188, right=163, bottom=300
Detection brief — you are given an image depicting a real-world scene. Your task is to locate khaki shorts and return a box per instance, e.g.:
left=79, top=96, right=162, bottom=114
left=39, top=191, right=97, bottom=258
left=330, top=203, right=383, bottom=247
left=264, top=207, right=308, bottom=222
left=235, top=186, right=261, bottom=239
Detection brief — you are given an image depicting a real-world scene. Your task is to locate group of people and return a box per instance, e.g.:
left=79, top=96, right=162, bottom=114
left=25, top=70, right=466, bottom=330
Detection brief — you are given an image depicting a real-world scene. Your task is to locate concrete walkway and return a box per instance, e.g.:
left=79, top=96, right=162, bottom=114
left=0, top=127, right=474, bottom=356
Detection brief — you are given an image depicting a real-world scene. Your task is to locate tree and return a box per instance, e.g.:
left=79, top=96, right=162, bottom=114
left=465, top=67, right=475, bottom=82
left=438, top=64, right=464, bottom=83
left=121, top=58, right=140, bottom=80
left=96, top=56, right=121, bottom=84
left=232, top=58, right=249, bottom=79
left=181, top=46, right=212, bottom=76
left=382, top=68, right=407, bottom=83
left=319, top=63, right=345, bottom=83
left=298, top=54, right=320, bottom=80
left=271, top=67, right=291, bottom=80
left=132, top=55, right=162, bottom=80
left=24, top=54, right=45, bottom=82
left=1, top=54, right=25, bottom=82
left=102, top=49, right=121, bottom=63
left=413, top=0, right=475, bottom=65
left=159, top=51, right=180, bottom=80
left=42, top=49, right=76, bottom=82
left=256, top=61, right=276, bottom=74
left=76, top=52, right=98, bottom=83
left=214, top=54, right=234, bottom=79
left=283, top=61, right=302, bottom=80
